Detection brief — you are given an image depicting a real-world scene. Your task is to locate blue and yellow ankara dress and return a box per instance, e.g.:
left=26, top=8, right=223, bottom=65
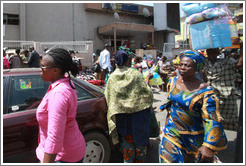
left=159, top=76, right=227, bottom=163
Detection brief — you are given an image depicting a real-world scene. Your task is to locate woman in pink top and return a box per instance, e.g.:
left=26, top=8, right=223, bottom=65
left=36, top=48, right=86, bottom=163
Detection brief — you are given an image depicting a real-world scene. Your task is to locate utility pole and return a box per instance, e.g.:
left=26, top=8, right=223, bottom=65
left=72, top=4, right=75, bottom=41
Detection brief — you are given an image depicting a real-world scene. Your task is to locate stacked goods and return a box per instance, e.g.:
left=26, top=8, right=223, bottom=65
left=182, top=3, right=238, bottom=50
left=189, top=17, right=232, bottom=50
left=183, top=3, right=231, bottom=24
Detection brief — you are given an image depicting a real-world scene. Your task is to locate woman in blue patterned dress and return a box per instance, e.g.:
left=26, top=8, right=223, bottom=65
left=159, top=50, right=227, bottom=163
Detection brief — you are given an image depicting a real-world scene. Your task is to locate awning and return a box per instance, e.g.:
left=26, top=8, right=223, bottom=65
left=98, top=22, right=154, bottom=52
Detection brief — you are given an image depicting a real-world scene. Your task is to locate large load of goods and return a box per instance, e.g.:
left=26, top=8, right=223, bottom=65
left=182, top=3, right=239, bottom=50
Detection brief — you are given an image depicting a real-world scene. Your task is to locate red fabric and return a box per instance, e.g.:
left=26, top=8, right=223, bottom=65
left=87, top=80, right=105, bottom=85
left=3, top=57, right=10, bottom=69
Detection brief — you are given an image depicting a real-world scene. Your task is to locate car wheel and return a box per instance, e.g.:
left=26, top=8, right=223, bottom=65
left=82, top=132, right=111, bottom=163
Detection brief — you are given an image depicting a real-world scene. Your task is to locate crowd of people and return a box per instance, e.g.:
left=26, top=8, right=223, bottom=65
left=2, top=40, right=243, bottom=163
left=94, top=41, right=243, bottom=163
left=3, top=46, right=41, bottom=69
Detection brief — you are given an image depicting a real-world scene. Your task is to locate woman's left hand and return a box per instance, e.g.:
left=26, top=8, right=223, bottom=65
left=195, top=145, right=214, bottom=162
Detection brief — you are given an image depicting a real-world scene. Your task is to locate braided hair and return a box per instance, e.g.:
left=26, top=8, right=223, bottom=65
left=46, top=48, right=79, bottom=89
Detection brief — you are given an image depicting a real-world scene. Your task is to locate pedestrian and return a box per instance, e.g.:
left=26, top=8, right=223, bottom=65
left=156, top=52, right=162, bottom=62
left=99, top=44, right=112, bottom=80
left=204, top=46, right=243, bottom=131
left=159, top=50, right=227, bottom=163
left=20, top=49, right=29, bottom=67
left=131, top=56, right=136, bottom=68
left=104, top=50, right=154, bottom=163
left=3, top=49, right=10, bottom=69
left=157, top=56, right=171, bottom=92
left=172, top=54, right=180, bottom=67
left=92, top=53, right=97, bottom=63
left=133, top=56, right=143, bottom=73
left=28, top=46, right=40, bottom=67
left=140, top=57, right=149, bottom=74
left=40, top=47, right=49, bottom=60
left=9, top=48, right=23, bottom=68
left=36, top=48, right=86, bottom=163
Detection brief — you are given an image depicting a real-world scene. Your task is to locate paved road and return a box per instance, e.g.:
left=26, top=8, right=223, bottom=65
left=110, top=86, right=241, bottom=163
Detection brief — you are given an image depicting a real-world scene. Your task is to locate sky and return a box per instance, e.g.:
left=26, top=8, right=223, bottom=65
left=133, top=2, right=154, bottom=6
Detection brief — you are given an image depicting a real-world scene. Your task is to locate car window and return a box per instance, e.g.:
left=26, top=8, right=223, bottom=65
left=74, top=83, right=96, bottom=101
left=7, top=75, right=50, bottom=114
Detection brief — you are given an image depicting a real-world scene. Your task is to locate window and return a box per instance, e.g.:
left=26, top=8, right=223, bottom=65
left=74, top=83, right=96, bottom=101
left=6, top=75, right=96, bottom=114
left=3, top=13, right=19, bottom=25
left=7, top=75, right=50, bottom=113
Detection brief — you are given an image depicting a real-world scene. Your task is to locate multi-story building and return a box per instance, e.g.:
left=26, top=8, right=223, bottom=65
left=3, top=3, right=180, bottom=56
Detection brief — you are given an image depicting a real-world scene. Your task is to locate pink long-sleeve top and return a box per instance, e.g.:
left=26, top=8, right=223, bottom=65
left=36, top=78, right=86, bottom=162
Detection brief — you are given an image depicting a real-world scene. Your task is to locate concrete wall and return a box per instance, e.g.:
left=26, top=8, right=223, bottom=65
left=25, top=3, right=73, bottom=41
left=153, top=3, right=167, bottom=31
left=3, top=3, right=155, bottom=53
left=3, top=25, right=20, bottom=40
left=3, top=3, right=20, bottom=40
left=3, top=3, right=19, bottom=14
left=154, top=31, right=165, bottom=52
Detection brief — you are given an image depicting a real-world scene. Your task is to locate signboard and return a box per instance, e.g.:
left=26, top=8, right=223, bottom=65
left=102, top=3, right=139, bottom=13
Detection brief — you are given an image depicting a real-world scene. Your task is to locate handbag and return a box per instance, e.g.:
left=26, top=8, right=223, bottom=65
left=149, top=109, right=160, bottom=138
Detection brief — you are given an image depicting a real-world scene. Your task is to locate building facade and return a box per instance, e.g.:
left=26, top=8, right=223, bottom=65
left=3, top=2, right=180, bottom=55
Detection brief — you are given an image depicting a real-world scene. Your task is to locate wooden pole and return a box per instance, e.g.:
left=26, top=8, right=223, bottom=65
left=114, top=27, right=117, bottom=54
left=152, top=32, right=154, bottom=46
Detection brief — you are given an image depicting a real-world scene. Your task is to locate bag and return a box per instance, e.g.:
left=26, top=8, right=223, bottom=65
left=91, top=63, right=101, bottom=73
left=149, top=109, right=160, bottom=138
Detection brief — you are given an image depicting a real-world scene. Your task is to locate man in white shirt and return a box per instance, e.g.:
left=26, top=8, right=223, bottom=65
left=99, top=44, right=112, bottom=75
left=141, top=59, right=149, bottom=74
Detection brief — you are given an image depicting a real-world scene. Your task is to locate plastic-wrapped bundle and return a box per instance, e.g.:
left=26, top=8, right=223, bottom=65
left=202, top=7, right=227, bottom=20
left=218, top=4, right=235, bottom=18
left=190, top=17, right=232, bottom=50
left=185, top=12, right=204, bottom=24
left=183, top=3, right=192, bottom=6
left=200, top=3, right=217, bottom=10
left=143, top=65, right=163, bottom=86
left=184, top=3, right=233, bottom=24
left=143, top=72, right=163, bottom=86
left=182, top=3, right=202, bottom=16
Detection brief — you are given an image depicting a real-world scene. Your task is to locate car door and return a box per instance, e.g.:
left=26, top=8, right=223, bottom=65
left=74, top=81, right=108, bottom=132
left=3, top=74, right=50, bottom=163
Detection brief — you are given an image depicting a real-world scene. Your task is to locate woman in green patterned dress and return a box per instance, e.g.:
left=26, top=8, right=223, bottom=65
left=105, top=50, right=153, bottom=163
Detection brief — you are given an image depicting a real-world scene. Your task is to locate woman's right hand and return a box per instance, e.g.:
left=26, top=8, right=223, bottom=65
left=195, top=145, right=214, bottom=162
